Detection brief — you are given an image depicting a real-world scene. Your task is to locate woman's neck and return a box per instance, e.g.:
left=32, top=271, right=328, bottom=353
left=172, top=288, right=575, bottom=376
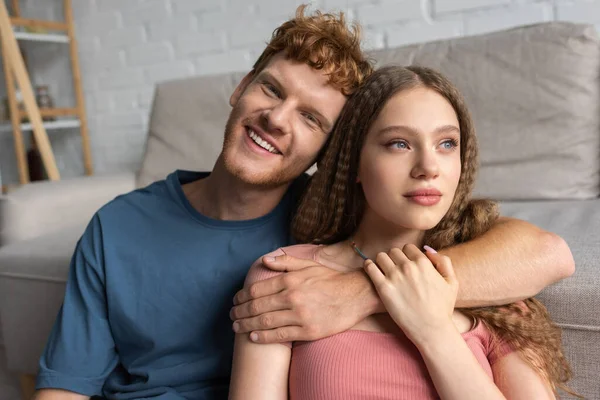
left=350, top=210, right=425, bottom=261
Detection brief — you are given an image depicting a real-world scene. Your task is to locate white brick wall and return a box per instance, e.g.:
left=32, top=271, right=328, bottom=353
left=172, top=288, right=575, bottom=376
left=0, top=0, right=599, bottom=185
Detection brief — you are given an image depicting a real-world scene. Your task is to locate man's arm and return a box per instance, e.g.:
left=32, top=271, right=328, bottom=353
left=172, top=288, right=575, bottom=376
left=231, top=217, right=574, bottom=343
left=444, top=216, right=575, bottom=308
left=33, top=389, right=89, bottom=400
left=35, top=214, right=118, bottom=396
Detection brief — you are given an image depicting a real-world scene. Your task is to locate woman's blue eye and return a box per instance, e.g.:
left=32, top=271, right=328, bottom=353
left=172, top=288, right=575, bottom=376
left=390, top=141, right=408, bottom=149
left=441, top=139, right=458, bottom=150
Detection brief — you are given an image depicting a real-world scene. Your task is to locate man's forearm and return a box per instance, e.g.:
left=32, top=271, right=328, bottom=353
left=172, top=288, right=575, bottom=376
left=440, top=217, right=575, bottom=308
left=33, top=389, right=89, bottom=400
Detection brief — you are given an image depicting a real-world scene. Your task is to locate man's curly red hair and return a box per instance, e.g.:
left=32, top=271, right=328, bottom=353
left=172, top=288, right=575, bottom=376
left=252, top=4, right=373, bottom=96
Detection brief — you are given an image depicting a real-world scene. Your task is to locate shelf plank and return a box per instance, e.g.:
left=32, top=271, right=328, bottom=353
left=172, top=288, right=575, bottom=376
left=14, top=31, right=69, bottom=43
left=10, top=17, right=68, bottom=31
left=0, top=119, right=81, bottom=133
left=18, top=107, right=78, bottom=119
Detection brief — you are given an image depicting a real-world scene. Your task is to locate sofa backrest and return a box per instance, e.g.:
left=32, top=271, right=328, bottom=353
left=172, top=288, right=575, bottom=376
left=137, top=71, right=245, bottom=188
left=138, top=22, right=600, bottom=200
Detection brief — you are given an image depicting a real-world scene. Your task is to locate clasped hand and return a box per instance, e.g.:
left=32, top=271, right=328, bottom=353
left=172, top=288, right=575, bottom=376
left=364, top=244, right=459, bottom=348
left=230, top=244, right=458, bottom=347
left=230, top=255, right=372, bottom=343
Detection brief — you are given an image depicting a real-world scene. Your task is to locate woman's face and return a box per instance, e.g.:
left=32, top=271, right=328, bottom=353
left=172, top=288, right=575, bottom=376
left=358, top=87, right=462, bottom=231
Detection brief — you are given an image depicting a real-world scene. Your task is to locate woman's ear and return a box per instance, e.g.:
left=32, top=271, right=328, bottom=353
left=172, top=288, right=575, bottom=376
left=230, top=71, right=255, bottom=107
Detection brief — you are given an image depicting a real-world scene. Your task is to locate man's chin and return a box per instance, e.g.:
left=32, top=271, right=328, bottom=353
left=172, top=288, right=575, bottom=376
left=224, top=163, right=287, bottom=188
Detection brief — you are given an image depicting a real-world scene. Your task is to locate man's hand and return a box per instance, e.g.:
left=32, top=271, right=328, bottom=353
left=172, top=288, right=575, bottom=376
left=230, top=254, right=377, bottom=344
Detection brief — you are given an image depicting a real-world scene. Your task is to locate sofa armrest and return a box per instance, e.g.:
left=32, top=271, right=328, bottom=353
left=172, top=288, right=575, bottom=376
left=0, top=172, right=136, bottom=246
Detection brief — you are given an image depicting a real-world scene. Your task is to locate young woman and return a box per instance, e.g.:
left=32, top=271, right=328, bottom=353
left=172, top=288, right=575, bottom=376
left=229, top=66, right=576, bottom=399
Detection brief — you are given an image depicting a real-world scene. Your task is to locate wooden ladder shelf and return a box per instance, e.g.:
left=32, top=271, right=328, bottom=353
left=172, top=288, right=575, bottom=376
left=0, top=0, right=92, bottom=184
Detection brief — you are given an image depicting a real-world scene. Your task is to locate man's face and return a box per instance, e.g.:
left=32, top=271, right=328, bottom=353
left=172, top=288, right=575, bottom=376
left=222, top=53, right=347, bottom=188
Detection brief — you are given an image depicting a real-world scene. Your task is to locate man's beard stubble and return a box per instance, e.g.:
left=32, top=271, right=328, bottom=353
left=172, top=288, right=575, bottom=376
left=221, top=110, right=292, bottom=189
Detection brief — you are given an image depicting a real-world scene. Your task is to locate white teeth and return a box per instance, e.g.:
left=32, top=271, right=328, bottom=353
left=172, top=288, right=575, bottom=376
left=248, top=129, right=278, bottom=154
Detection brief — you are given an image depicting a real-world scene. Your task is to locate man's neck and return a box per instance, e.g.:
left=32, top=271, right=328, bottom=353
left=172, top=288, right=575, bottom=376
left=182, top=162, right=290, bottom=221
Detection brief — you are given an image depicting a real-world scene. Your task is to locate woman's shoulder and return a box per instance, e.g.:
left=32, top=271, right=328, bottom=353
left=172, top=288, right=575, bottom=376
left=244, top=244, right=321, bottom=286
left=462, top=318, right=514, bottom=365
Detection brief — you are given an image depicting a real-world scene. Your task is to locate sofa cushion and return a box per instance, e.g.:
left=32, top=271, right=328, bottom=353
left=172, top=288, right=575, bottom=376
left=499, top=199, right=600, bottom=330
left=368, top=22, right=600, bottom=200
left=0, top=226, right=82, bottom=372
left=0, top=224, right=83, bottom=282
left=136, top=71, right=246, bottom=188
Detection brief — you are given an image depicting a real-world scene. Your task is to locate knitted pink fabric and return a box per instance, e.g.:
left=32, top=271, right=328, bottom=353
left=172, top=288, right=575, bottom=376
left=245, top=244, right=513, bottom=399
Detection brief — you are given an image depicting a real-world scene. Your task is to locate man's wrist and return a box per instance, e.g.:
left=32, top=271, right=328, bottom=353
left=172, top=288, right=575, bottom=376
left=351, top=270, right=384, bottom=317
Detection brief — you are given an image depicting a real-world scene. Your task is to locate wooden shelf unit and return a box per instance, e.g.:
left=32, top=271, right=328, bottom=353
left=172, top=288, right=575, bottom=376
left=0, top=0, right=92, bottom=185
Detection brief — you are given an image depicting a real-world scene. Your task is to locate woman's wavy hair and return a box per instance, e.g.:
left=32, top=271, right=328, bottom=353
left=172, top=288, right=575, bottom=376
left=252, top=4, right=373, bottom=96
left=292, top=65, right=578, bottom=397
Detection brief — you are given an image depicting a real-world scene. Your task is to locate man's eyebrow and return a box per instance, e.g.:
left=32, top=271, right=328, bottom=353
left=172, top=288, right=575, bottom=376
left=376, top=124, right=460, bottom=136
left=258, top=70, right=334, bottom=132
left=257, top=70, right=281, bottom=86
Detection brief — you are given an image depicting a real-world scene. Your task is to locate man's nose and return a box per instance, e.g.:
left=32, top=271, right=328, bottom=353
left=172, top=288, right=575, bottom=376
left=262, top=102, right=293, bottom=135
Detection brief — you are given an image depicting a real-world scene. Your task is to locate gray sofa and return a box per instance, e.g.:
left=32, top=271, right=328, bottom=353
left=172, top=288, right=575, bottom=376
left=1, top=22, right=599, bottom=399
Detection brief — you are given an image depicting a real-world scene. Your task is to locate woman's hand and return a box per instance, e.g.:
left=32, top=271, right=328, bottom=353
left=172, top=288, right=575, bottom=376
left=364, top=243, right=459, bottom=348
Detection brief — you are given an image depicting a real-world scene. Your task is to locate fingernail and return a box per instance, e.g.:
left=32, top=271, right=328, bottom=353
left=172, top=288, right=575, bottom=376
left=250, top=332, right=258, bottom=342
left=264, top=256, right=275, bottom=262
left=232, top=322, right=240, bottom=332
left=423, top=245, right=437, bottom=254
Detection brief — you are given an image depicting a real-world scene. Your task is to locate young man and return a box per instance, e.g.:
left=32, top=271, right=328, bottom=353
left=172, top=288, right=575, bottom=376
left=35, top=6, right=574, bottom=400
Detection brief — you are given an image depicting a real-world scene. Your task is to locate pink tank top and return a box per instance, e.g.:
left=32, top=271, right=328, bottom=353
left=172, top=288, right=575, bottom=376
left=245, top=244, right=513, bottom=399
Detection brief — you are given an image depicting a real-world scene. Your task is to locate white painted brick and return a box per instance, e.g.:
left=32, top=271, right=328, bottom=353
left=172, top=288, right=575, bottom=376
left=148, top=15, right=197, bottom=40
left=100, top=26, right=146, bottom=49
left=358, top=1, right=424, bottom=26
left=98, top=69, right=145, bottom=89
left=84, top=49, right=125, bottom=71
left=176, top=32, right=226, bottom=56
left=556, top=2, right=600, bottom=25
left=94, top=92, right=113, bottom=112
left=434, top=0, right=510, bottom=14
left=77, top=36, right=100, bottom=54
left=71, top=0, right=95, bottom=20
left=145, top=61, right=196, bottom=84
left=173, top=0, right=223, bottom=14
left=126, top=42, right=174, bottom=67
left=77, top=11, right=121, bottom=33
left=96, top=0, right=131, bottom=13
left=362, top=29, right=386, bottom=50
left=196, top=50, right=253, bottom=75
left=139, top=89, right=156, bottom=108
left=197, top=10, right=248, bottom=32
left=227, top=0, right=259, bottom=13
left=465, top=4, right=552, bottom=36
left=387, top=20, right=462, bottom=47
left=112, top=90, right=140, bottom=112
left=323, top=0, right=371, bottom=10
left=121, top=0, right=172, bottom=25
left=229, top=24, right=275, bottom=48
left=99, top=112, right=145, bottom=130
left=254, top=0, right=317, bottom=19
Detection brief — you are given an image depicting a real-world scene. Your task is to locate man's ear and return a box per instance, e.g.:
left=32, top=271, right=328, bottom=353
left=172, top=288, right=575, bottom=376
left=230, top=70, right=256, bottom=107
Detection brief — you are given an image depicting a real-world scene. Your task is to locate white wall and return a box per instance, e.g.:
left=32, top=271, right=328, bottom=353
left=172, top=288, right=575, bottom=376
left=0, top=0, right=599, bottom=185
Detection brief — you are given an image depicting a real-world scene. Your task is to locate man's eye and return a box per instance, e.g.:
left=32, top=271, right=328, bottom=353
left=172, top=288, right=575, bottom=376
left=264, top=83, right=281, bottom=98
left=303, top=113, right=319, bottom=125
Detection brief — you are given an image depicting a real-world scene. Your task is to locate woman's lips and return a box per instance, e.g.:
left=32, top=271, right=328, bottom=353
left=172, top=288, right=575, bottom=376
left=404, top=195, right=442, bottom=206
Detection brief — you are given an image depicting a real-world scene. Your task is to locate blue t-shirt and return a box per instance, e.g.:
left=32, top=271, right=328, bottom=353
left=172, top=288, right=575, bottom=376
left=37, top=170, right=305, bottom=399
